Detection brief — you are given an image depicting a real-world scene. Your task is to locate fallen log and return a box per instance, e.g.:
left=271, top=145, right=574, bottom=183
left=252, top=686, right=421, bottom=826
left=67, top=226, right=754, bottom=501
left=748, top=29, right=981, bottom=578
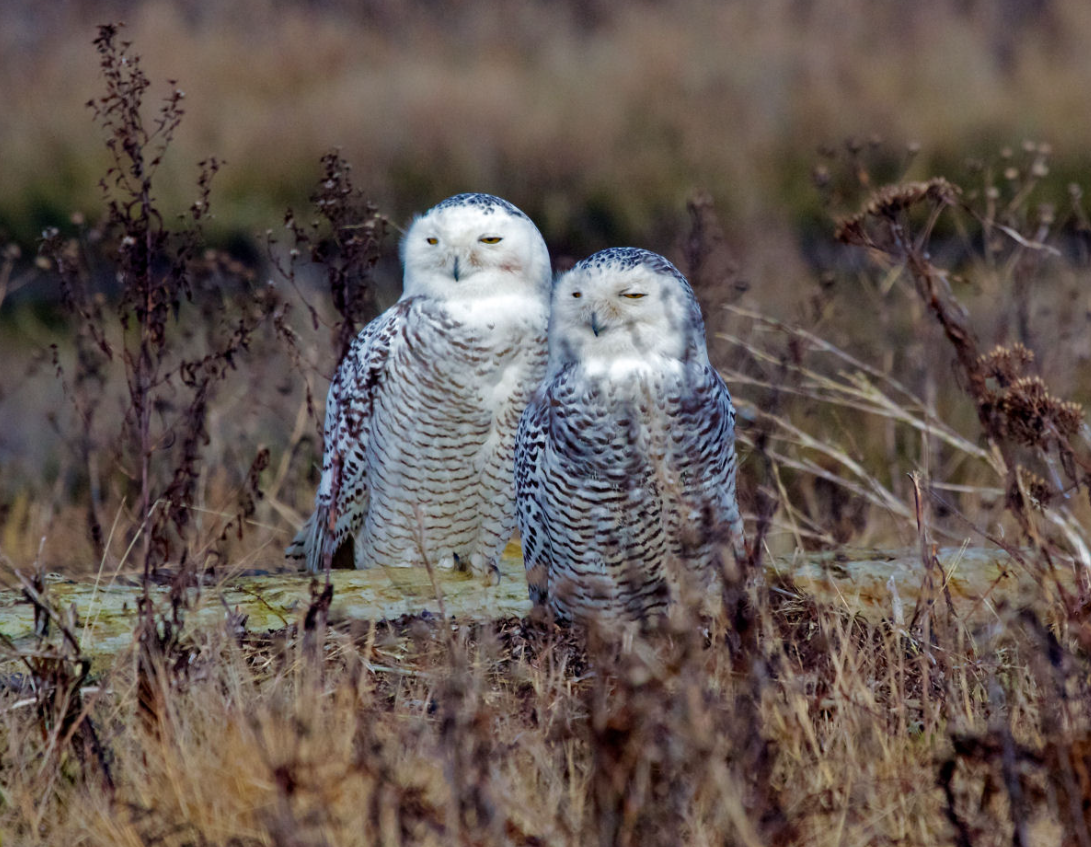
left=0, top=542, right=1073, bottom=661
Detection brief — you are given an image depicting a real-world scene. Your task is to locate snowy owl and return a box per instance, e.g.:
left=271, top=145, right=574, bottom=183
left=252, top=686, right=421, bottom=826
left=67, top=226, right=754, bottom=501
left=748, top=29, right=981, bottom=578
left=287, top=193, right=552, bottom=574
left=514, top=247, right=745, bottom=624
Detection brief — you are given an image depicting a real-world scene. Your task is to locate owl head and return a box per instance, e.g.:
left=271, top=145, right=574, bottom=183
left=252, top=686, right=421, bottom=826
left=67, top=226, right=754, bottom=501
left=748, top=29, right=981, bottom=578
left=401, top=193, right=551, bottom=303
left=549, top=247, right=709, bottom=371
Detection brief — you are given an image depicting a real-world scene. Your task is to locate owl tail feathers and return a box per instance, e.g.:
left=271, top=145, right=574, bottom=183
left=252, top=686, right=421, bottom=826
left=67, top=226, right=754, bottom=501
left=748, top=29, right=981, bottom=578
left=284, top=506, right=332, bottom=574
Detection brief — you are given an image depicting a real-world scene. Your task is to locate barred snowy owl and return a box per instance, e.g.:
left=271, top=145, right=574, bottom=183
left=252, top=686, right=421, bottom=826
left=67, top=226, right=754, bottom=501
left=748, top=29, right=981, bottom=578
left=287, top=193, right=552, bottom=574
left=515, top=247, right=744, bottom=624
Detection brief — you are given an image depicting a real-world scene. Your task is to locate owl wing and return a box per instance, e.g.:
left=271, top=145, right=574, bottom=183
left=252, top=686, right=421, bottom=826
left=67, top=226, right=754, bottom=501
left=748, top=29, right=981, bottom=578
left=514, top=381, right=552, bottom=605
left=285, top=301, right=410, bottom=572
left=671, top=364, right=745, bottom=561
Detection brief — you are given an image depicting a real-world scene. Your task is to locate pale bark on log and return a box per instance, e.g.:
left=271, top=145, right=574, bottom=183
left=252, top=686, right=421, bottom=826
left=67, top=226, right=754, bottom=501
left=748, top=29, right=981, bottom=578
left=0, top=543, right=1071, bottom=662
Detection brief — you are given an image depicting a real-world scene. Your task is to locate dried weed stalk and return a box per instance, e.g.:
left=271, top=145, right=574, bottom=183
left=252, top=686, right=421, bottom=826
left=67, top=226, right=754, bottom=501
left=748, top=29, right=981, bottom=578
left=264, top=150, right=388, bottom=537
left=837, top=175, right=1090, bottom=583
left=0, top=570, right=114, bottom=808
left=33, top=24, right=292, bottom=744
left=40, top=25, right=285, bottom=579
left=268, top=149, right=387, bottom=389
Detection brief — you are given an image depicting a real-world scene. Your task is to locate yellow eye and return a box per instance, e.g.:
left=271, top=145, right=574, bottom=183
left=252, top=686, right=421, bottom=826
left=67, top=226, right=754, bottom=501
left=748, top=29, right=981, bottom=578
left=621, top=292, right=646, bottom=299
left=426, top=237, right=438, bottom=245
left=479, top=236, right=502, bottom=244
left=572, top=292, right=582, bottom=299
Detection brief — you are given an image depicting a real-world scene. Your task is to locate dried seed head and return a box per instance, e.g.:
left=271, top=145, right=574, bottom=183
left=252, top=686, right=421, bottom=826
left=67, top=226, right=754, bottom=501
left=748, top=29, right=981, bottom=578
left=980, top=342, right=1035, bottom=384
left=834, top=178, right=961, bottom=244
left=976, top=343, right=1084, bottom=447
left=998, top=376, right=1082, bottom=446
left=1016, top=466, right=1053, bottom=507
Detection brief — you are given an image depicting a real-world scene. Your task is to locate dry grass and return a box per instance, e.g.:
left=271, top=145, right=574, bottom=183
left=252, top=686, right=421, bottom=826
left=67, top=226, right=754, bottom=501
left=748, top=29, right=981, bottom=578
left=6, top=0, right=1091, bottom=256
left=2, top=571, right=1090, bottom=845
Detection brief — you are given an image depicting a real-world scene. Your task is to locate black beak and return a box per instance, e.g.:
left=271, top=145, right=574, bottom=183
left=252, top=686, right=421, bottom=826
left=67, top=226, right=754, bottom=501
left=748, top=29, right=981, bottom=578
left=452, top=256, right=460, bottom=281
left=591, top=312, right=604, bottom=337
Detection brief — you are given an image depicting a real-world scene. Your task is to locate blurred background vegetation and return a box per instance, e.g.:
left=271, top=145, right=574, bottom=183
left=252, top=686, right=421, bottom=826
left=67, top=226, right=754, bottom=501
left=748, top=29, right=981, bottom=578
left=5, top=0, right=1091, bottom=258
left=1, top=0, right=1089, bottom=572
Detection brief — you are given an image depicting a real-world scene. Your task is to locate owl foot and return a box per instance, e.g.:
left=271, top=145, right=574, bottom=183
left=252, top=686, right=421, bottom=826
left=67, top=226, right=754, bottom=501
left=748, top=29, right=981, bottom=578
left=469, top=552, right=501, bottom=585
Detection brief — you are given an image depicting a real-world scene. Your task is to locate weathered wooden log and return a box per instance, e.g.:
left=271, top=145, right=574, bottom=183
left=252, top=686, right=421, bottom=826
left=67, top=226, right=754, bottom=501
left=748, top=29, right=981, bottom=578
left=0, top=543, right=1071, bottom=661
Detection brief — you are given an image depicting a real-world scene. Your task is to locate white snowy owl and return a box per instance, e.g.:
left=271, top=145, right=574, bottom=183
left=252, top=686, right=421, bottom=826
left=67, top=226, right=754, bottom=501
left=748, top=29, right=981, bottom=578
left=514, top=247, right=745, bottom=624
left=287, top=193, right=552, bottom=574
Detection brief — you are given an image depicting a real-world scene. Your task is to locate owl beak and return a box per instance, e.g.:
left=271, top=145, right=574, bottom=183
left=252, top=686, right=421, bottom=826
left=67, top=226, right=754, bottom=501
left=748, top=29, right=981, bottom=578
left=451, top=256, right=461, bottom=281
left=590, top=312, right=606, bottom=337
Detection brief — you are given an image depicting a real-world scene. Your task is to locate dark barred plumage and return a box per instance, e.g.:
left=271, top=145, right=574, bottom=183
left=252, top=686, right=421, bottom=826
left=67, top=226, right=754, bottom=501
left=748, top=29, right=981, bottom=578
left=515, top=247, right=744, bottom=625
left=431, top=192, right=531, bottom=221
left=573, top=246, right=688, bottom=285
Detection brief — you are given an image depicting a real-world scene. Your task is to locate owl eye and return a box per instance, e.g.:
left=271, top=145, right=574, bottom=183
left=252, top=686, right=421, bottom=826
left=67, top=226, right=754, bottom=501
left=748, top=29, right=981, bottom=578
left=621, top=292, right=646, bottom=300
left=479, top=236, right=503, bottom=244
left=426, top=237, right=439, bottom=245
left=572, top=291, right=582, bottom=299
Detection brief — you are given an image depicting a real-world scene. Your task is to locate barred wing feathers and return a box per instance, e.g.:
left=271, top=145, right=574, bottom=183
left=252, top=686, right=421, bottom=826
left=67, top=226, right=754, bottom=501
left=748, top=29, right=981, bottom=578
left=285, top=302, right=406, bottom=573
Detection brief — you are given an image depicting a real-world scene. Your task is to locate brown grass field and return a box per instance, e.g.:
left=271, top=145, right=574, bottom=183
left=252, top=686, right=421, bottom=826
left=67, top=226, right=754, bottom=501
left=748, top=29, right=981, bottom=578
left=1, top=2, right=1091, bottom=844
